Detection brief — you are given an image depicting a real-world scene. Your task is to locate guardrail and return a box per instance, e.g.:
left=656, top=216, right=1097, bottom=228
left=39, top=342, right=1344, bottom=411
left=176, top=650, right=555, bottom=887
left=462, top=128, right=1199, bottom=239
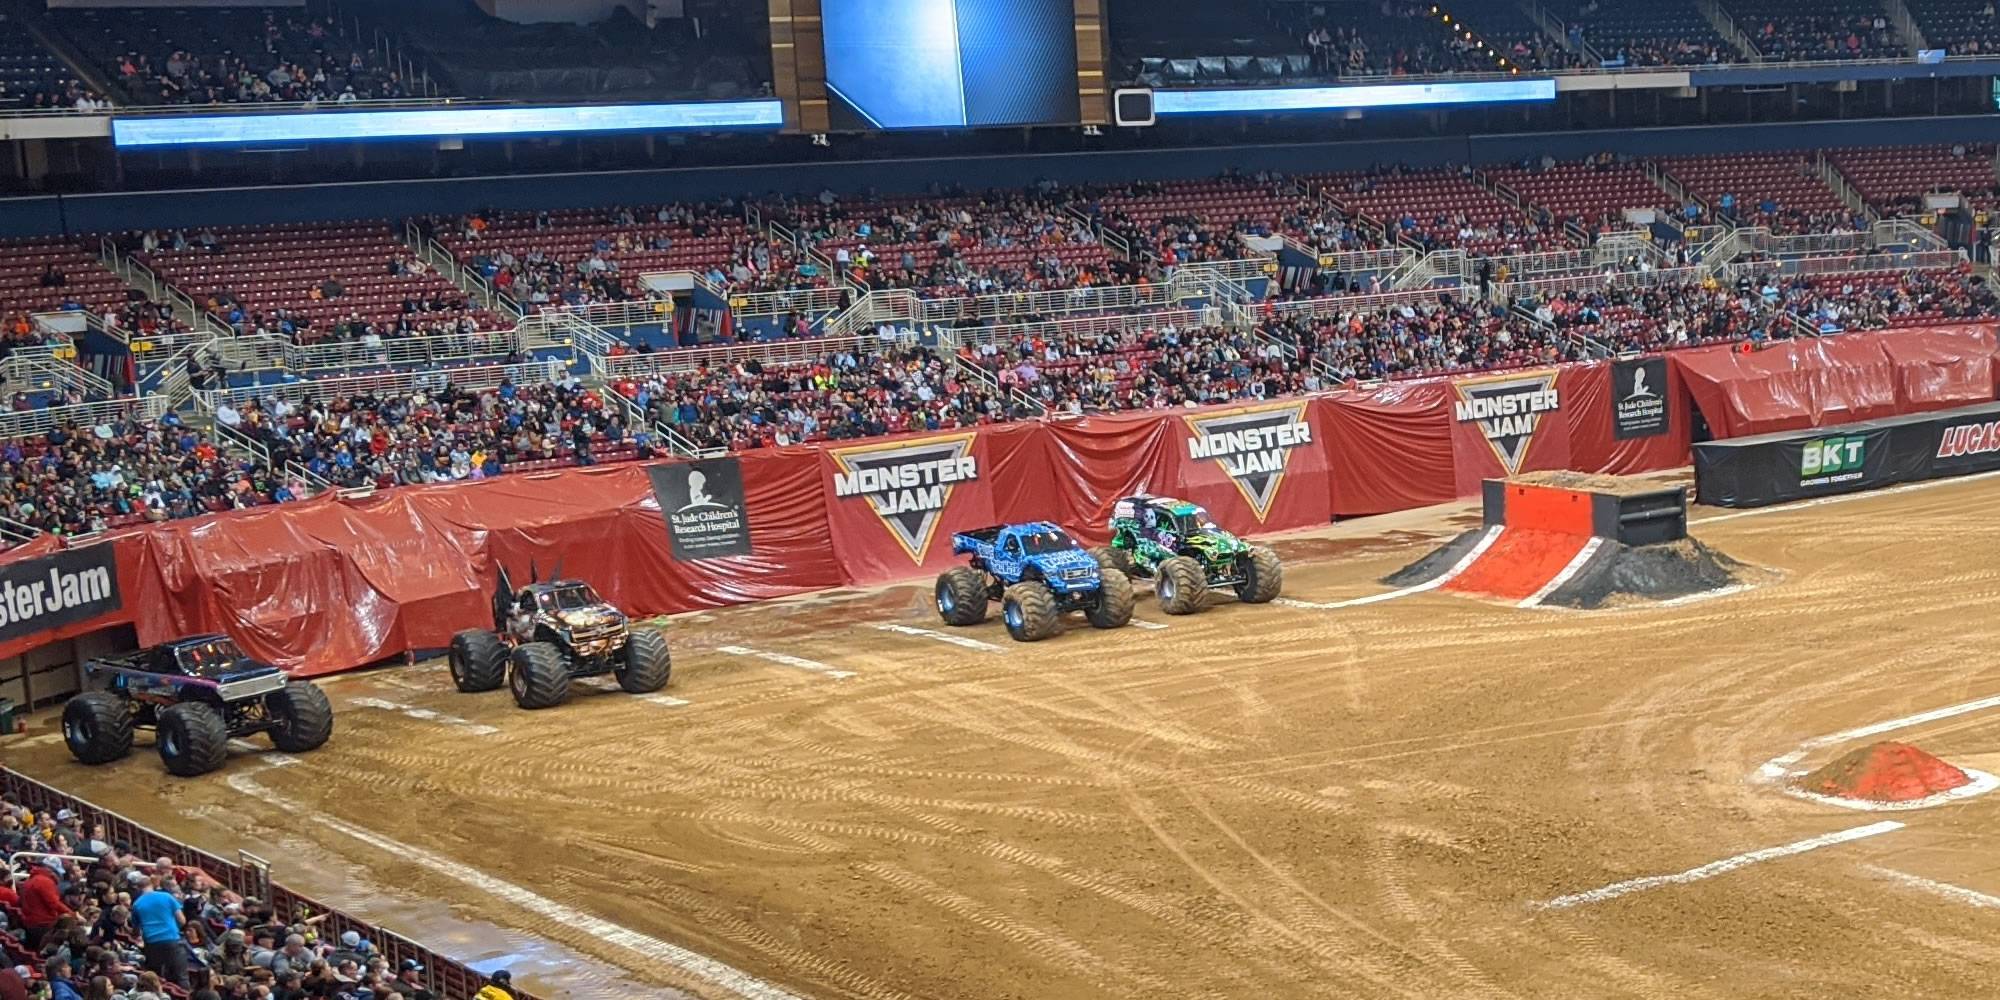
left=730, top=285, right=849, bottom=318
left=0, top=769, right=521, bottom=1000
left=1173, top=258, right=1276, bottom=284
left=952, top=307, right=1216, bottom=350
left=284, top=332, right=518, bottom=374
left=603, top=333, right=890, bottom=380
left=194, top=360, right=565, bottom=413
left=0, top=396, right=170, bottom=441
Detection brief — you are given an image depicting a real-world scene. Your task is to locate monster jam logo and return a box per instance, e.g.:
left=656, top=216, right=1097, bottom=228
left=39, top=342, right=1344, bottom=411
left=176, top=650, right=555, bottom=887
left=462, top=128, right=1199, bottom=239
left=1184, top=402, right=1313, bottom=521
left=0, top=545, right=121, bottom=643
left=1453, top=372, right=1561, bottom=475
left=830, top=434, right=980, bottom=562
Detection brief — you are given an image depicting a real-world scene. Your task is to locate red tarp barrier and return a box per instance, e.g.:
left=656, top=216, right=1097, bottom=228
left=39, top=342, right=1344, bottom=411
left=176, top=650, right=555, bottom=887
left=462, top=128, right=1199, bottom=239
left=1, top=325, right=1987, bottom=676
left=1669, top=324, right=2000, bottom=438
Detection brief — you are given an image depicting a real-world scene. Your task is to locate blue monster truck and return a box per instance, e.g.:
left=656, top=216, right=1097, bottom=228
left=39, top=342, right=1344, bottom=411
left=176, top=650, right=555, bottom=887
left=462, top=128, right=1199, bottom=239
left=935, top=522, right=1135, bottom=641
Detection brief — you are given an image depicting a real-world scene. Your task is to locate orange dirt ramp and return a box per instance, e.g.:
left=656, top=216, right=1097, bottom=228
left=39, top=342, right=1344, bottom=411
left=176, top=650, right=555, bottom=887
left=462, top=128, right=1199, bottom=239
left=1439, top=528, right=1594, bottom=602
left=1800, top=742, right=1971, bottom=803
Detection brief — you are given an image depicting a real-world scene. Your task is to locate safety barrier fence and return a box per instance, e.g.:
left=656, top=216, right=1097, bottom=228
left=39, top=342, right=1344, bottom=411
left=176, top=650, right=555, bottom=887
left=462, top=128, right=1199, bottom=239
left=0, top=769, right=525, bottom=1000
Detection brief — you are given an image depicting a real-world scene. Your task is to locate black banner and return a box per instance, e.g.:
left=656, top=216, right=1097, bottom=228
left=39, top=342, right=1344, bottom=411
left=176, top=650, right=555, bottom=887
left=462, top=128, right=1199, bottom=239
left=1694, top=401, right=2000, bottom=508
left=1611, top=357, right=1670, bottom=440
left=647, top=459, right=752, bottom=561
left=0, top=544, right=121, bottom=644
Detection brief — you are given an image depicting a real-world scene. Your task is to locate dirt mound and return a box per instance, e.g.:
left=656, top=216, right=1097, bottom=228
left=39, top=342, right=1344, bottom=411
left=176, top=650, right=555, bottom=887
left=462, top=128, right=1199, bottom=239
left=1381, top=528, right=1487, bottom=587
left=1507, top=471, right=1670, bottom=496
left=1540, top=537, right=1743, bottom=609
left=1799, top=742, right=1971, bottom=802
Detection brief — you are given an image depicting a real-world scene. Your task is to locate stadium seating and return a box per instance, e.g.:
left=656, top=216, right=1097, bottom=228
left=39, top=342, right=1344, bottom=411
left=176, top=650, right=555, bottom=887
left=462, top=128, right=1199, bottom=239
left=1438, top=3, right=1583, bottom=71
left=1548, top=0, right=1734, bottom=66
left=1827, top=144, right=2000, bottom=216
left=133, top=223, right=499, bottom=339
left=50, top=4, right=413, bottom=105
left=1110, top=0, right=1312, bottom=85
left=1657, top=153, right=1857, bottom=232
left=0, top=238, right=130, bottom=322
left=1310, top=168, right=1552, bottom=253
left=1485, top=158, right=1673, bottom=235
left=1274, top=0, right=1502, bottom=76
left=1724, top=0, right=1906, bottom=59
left=1905, top=0, right=2000, bottom=54
left=0, top=11, right=101, bottom=111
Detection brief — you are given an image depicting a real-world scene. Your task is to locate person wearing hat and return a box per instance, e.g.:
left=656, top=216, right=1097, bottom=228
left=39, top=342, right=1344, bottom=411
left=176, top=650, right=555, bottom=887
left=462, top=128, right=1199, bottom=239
left=17, top=859, right=71, bottom=946
left=472, top=970, right=515, bottom=1000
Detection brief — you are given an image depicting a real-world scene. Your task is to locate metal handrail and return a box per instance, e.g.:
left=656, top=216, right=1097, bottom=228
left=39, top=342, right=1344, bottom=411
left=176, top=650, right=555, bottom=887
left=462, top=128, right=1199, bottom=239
left=193, top=359, right=563, bottom=412
left=0, top=396, right=170, bottom=441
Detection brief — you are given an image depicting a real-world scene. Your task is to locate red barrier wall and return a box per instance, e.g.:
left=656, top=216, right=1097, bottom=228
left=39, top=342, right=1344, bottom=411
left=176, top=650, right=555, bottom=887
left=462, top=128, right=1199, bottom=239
left=4, top=324, right=1988, bottom=676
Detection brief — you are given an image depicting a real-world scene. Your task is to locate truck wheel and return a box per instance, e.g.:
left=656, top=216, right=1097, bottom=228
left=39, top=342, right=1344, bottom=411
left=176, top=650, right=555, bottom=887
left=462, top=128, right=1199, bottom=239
left=1086, top=568, right=1135, bottom=629
left=62, top=692, right=133, bottom=765
left=508, top=642, right=571, bottom=710
left=1090, top=546, right=1134, bottom=579
left=1001, top=582, right=1060, bottom=642
left=448, top=629, right=508, bottom=693
left=1235, top=546, right=1284, bottom=603
left=619, top=627, right=672, bottom=694
left=1155, top=557, right=1208, bottom=615
left=266, top=681, right=334, bottom=752
left=935, top=566, right=990, bottom=626
left=157, top=702, right=229, bottom=777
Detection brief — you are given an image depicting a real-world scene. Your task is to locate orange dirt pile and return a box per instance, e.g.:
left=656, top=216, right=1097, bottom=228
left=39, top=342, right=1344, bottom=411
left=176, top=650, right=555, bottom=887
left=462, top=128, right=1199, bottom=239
left=1799, top=742, right=1971, bottom=802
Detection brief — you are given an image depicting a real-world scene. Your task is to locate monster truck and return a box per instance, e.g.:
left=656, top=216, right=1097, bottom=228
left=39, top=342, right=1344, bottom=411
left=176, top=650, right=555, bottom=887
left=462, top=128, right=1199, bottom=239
left=935, top=522, right=1134, bottom=641
left=447, top=566, right=670, bottom=710
left=61, top=635, right=334, bottom=777
left=1093, top=495, right=1282, bottom=614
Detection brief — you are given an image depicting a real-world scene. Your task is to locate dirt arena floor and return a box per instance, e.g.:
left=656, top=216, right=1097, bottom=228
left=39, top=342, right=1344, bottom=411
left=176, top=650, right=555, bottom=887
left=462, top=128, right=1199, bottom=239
left=12, top=470, right=2000, bottom=1000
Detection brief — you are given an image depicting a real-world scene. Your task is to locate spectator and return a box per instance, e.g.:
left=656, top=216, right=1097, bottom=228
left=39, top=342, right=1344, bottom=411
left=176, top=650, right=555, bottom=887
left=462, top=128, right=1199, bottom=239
left=131, top=875, right=187, bottom=988
left=19, top=860, right=71, bottom=945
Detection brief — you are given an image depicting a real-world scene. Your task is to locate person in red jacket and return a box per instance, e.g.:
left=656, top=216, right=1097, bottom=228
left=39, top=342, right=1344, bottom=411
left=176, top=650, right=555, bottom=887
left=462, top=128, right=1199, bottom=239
left=17, top=863, right=71, bottom=944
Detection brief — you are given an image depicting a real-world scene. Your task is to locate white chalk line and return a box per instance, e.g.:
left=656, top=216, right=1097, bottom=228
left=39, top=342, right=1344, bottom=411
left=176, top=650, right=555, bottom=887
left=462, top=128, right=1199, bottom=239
left=225, top=738, right=299, bottom=767
left=1755, top=693, right=2000, bottom=784
left=1127, top=619, right=1169, bottom=631
left=1533, top=820, right=1904, bottom=910
left=1656, top=582, right=1756, bottom=607
left=346, top=697, right=500, bottom=736
left=1784, top=768, right=2000, bottom=811
left=1865, top=865, right=2000, bottom=910
left=1518, top=535, right=1605, bottom=609
left=1692, top=468, right=2000, bottom=525
left=872, top=622, right=1006, bottom=652
left=573, top=677, right=692, bottom=706
left=1273, top=525, right=1505, bottom=610
left=224, top=771, right=803, bottom=1000
left=717, top=645, right=857, bottom=680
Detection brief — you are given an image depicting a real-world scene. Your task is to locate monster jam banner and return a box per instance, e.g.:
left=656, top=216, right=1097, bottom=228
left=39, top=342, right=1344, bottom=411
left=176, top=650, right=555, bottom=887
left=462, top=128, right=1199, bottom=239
left=647, top=458, right=752, bottom=561
left=1176, top=399, right=1333, bottom=529
left=0, top=542, right=121, bottom=645
left=820, top=430, right=998, bottom=583
left=1447, top=369, right=1572, bottom=495
left=1611, top=357, right=1670, bottom=440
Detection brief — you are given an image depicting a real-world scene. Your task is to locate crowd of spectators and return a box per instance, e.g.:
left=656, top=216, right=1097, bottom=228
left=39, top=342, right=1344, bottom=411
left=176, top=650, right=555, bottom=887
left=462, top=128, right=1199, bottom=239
left=0, top=12, right=108, bottom=112
left=0, top=792, right=499, bottom=999
left=1742, top=11, right=1903, bottom=60
left=1562, top=0, right=1735, bottom=67
left=98, top=11, right=411, bottom=106
left=968, top=322, right=1336, bottom=413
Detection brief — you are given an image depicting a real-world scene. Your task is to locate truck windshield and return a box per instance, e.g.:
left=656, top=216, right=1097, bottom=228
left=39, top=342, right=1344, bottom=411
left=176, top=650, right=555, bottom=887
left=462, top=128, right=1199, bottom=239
left=176, top=639, right=247, bottom=677
left=540, top=585, right=603, bottom=612
left=1019, top=529, right=1076, bottom=555
left=1170, top=508, right=1216, bottom=536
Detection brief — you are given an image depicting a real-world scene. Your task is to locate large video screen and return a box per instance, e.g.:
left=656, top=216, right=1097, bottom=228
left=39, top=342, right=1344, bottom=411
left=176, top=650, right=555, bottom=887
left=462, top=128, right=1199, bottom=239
left=822, top=0, right=1079, bottom=130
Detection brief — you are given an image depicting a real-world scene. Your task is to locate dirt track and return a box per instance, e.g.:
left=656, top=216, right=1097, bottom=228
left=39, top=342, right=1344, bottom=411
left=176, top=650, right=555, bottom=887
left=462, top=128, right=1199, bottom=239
left=12, top=472, right=2000, bottom=1000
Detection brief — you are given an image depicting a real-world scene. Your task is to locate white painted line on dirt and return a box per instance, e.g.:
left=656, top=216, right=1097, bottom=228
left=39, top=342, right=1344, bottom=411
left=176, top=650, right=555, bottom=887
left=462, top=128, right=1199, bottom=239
left=223, top=772, right=804, bottom=1000
left=1273, top=525, right=1504, bottom=610
left=641, top=695, right=692, bottom=708
left=224, top=739, right=298, bottom=767
left=1657, top=583, right=1755, bottom=607
left=1534, top=820, right=1904, bottom=910
left=1518, top=535, right=1605, bottom=609
left=346, top=697, right=500, bottom=736
left=573, top=677, right=692, bottom=706
left=717, top=645, right=857, bottom=679
left=1784, top=768, right=2000, bottom=811
left=1127, top=619, right=1169, bottom=631
left=1693, top=468, right=2000, bottom=525
left=1865, top=865, right=2000, bottom=910
left=1754, top=693, right=2000, bottom=783
left=871, top=623, right=1006, bottom=652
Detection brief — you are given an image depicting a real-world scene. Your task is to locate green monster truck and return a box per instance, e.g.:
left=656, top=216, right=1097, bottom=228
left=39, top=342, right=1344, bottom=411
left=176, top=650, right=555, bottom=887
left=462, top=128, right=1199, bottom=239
left=1092, top=495, right=1282, bottom=614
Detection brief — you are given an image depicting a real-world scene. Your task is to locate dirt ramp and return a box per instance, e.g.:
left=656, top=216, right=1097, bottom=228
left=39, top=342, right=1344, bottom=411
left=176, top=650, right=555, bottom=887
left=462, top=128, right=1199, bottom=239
left=1538, top=538, right=1744, bottom=609
left=1800, top=742, right=1971, bottom=804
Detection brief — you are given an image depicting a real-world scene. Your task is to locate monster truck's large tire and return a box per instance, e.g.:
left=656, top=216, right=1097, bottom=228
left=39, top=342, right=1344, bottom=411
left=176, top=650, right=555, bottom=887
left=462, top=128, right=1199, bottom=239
left=157, top=702, right=229, bottom=777
left=62, top=691, right=133, bottom=765
left=935, top=566, right=990, bottom=626
left=1090, top=546, right=1134, bottom=579
left=1155, top=556, right=1209, bottom=615
left=448, top=628, right=508, bottom=693
left=1234, top=545, right=1283, bottom=604
left=1000, top=581, right=1061, bottom=642
left=266, top=681, right=335, bottom=753
left=618, top=627, right=672, bottom=694
left=1085, top=568, right=1135, bottom=629
left=508, top=642, right=571, bottom=710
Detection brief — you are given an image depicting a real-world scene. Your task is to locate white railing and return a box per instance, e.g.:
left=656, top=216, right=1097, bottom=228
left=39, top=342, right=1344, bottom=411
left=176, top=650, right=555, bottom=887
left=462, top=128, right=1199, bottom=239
left=1873, top=218, right=1950, bottom=251
left=953, top=307, right=1215, bottom=351
left=914, top=282, right=1179, bottom=323
left=1174, top=258, right=1276, bottom=284
left=1499, top=265, right=1709, bottom=301
left=602, top=333, right=888, bottom=380
left=730, top=285, right=848, bottom=318
left=282, top=331, right=517, bottom=374
left=1738, top=249, right=1965, bottom=278
left=194, top=360, right=565, bottom=413
left=550, top=299, right=672, bottom=330
left=0, top=351, right=113, bottom=401
left=0, top=396, right=170, bottom=441
left=1264, top=285, right=1470, bottom=322
left=1308, top=247, right=1416, bottom=275
left=210, top=420, right=271, bottom=466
